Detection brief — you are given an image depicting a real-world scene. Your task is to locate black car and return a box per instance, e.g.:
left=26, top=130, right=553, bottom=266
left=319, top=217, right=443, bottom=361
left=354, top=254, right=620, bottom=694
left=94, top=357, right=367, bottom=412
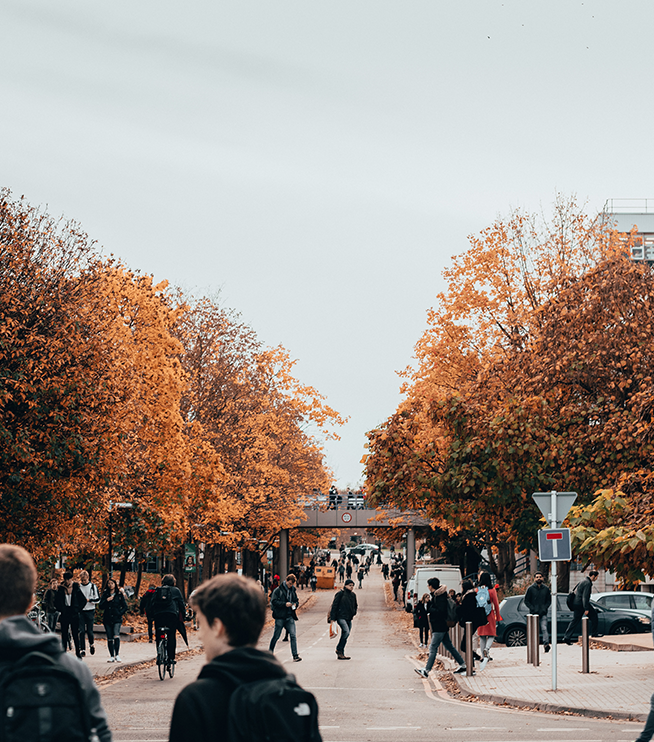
left=497, top=594, right=651, bottom=646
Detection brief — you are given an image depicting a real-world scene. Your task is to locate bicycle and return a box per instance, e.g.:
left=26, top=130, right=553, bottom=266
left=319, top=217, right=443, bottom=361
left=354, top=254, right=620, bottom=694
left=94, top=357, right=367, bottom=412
left=27, top=599, right=50, bottom=633
left=156, top=625, right=175, bottom=680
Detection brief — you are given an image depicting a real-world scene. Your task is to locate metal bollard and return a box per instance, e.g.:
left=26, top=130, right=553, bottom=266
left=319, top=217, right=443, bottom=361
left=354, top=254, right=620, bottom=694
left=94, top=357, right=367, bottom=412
left=531, top=614, right=540, bottom=667
left=581, top=616, right=590, bottom=673
left=526, top=613, right=534, bottom=663
left=465, top=621, right=474, bottom=676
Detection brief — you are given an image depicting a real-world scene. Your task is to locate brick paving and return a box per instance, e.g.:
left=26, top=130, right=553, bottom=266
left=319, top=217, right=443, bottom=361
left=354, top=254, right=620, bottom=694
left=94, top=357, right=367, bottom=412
left=443, top=641, right=654, bottom=720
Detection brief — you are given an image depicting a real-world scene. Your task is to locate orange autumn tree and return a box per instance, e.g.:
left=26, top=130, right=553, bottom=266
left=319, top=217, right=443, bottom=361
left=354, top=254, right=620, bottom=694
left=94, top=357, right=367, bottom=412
left=365, top=196, right=623, bottom=583
left=176, top=296, right=344, bottom=577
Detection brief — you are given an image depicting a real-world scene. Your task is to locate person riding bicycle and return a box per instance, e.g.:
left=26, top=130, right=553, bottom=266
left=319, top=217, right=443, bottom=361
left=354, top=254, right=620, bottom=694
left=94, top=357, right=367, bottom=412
left=153, top=574, right=186, bottom=667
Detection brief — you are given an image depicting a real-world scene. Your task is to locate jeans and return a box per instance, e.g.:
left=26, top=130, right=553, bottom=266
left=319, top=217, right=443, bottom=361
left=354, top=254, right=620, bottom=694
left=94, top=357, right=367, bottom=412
left=79, top=610, right=96, bottom=651
left=637, top=692, right=654, bottom=742
left=425, top=630, right=465, bottom=672
left=419, top=625, right=429, bottom=644
left=563, top=605, right=598, bottom=641
left=46, top=611, right=59, bottom=633
left=336, top=619, right=351, bottom=655
left=105, top=621, right=122, bottom=657
left=537, top=613, right=550, bottom=644
left=269, top=617, right=298, bottom=657
left=60, top=611, right=80, bottom=655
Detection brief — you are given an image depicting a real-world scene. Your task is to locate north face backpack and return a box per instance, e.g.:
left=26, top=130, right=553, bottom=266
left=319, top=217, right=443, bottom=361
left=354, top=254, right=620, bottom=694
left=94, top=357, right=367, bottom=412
left=0, top=651, right=100, bottom=742
left=476, top=586, right=492, bottom=615
left=227, top=674, right=322, bottom=742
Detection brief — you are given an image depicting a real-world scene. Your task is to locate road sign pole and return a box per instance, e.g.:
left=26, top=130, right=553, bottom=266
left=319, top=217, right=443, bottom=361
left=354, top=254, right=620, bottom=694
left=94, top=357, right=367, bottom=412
left=550, top=490, right=558, bottom=691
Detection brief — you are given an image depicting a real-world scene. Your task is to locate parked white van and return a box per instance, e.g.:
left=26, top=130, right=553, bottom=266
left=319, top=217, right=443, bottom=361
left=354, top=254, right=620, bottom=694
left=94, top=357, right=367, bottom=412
left=405, top=565, right=463, bottom=610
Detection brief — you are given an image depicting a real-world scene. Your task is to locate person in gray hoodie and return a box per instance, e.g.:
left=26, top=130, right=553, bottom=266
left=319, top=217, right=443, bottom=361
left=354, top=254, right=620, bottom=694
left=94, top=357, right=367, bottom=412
left=0, top=544, right=111, bottom=742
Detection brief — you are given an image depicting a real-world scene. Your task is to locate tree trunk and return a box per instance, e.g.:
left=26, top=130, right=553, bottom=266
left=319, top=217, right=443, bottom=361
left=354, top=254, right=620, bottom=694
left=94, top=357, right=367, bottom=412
left=488, top=541, right=517, bottom=589
left=119, top=552, right=129, bottom=587
left=134, top=554, right=144, bottom=598
left=173, top=552, right=186, bottom=599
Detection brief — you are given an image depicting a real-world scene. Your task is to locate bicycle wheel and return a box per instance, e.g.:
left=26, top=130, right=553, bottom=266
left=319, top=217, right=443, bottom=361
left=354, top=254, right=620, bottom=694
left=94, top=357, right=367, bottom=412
left=168, top=660, right=175, bottom=678
left=157, top=640, right=167, bottom=680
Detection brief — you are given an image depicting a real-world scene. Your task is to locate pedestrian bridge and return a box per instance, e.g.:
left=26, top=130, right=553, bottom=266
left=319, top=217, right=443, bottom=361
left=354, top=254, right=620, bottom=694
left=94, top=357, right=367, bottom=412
left=297, top=506, right=430, bottom=529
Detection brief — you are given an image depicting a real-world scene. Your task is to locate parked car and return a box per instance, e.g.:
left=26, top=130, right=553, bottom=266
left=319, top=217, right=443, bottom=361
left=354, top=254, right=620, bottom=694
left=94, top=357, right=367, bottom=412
left=496, top=594, right=651, bottom=646
left=346, top=544, right=379, bottom=557
left=592, top=591, right=653, bottom=619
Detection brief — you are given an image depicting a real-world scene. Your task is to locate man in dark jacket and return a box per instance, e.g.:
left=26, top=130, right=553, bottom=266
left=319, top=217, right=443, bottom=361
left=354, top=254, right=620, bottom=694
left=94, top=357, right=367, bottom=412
left=268, top=573, right=301, bottom=661
left=139, top=583, right=157, bottom=642
left=415, top=577, right=466, bottom=678
left=563, top=570, right=599, bottom=644
left=54, top=569, right=87, bottom=657
left=153, top=574, right=187, bottom=665
left=169, top=573, right=319, bottom=742
left=524, top=571, right=552, bottom=652
left=0, top=544, right=111, bottom=742
left=329, top=578, right=358, bottom=659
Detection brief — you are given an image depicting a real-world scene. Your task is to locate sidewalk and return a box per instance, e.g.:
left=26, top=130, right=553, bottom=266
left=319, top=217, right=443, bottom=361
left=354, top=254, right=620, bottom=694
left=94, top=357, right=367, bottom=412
left=435, top=638, right=654, bottom=721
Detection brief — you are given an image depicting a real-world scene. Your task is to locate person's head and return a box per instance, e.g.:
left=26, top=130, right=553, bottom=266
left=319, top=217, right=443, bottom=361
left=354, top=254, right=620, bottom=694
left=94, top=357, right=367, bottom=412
left=427, top=577, right=440, bottom=592
left=285, top=574, right=296, bottom=587
left=0, top=544, right=37, bottom=619
left=534, top=571, right=544, bottom=583
left=344, top=579, right=354, bottom=591
left=162, top=574, right=176, bottom=586
left=478, top=572, right=492, bottom=588
left=49, top=577, right=59, bottom=590
left=80, top=570, right=89, bottom=585
left=63, top=570, right=74, bottom=586
left=462, top=579, right=474, bottom=593
left=191, top=573, right=266, bottom=660
left=589, top=570, right=599, bottom=581
left=106, top=578, right=117, bottom=593
left=421, top=593, right=430, bottom=603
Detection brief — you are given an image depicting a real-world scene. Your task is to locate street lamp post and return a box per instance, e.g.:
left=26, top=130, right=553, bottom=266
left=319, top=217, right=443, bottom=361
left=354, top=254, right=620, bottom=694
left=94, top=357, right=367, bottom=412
left=107, top=501, right=133, bottom=581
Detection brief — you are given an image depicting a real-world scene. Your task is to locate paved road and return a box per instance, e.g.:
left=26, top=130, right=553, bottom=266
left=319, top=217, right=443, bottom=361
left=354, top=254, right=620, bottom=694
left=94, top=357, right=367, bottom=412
left=100, top=566, right=644, bottom=742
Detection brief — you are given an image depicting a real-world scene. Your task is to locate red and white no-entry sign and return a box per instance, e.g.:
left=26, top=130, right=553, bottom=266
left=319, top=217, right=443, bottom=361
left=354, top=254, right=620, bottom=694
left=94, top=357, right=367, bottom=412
left=537, top=528, right=572, bottom=561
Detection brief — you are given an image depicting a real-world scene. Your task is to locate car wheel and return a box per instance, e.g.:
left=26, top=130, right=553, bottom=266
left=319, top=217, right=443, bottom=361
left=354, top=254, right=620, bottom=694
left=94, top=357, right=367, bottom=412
left=504, top=626, right=527, bottom=646
left=609, top=622, right=634, bottom=635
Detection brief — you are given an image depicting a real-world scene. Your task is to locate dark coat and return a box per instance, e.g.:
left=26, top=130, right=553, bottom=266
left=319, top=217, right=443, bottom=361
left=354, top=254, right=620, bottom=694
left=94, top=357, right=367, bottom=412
left=330, top=588, right=358, bottom=621
left=169, top=647, right=287, bottom=742
left=54, top=582, right=86, bottom=614
left=0, top=616, right=110, bottom=742
left=413, top=600, right=430, bottom=629
left=525, top=582, right=551, bottom=615
left=270, top=582, right=298, bottom=621
left=427, top=587, right=449, bottom=633
left=98, top=589, right=128, bottom=625
left=573, top=576, right=594, bottom=611
left=139, top=587, right=156, bottom=616
left=457, top=590, right=487, bottom=630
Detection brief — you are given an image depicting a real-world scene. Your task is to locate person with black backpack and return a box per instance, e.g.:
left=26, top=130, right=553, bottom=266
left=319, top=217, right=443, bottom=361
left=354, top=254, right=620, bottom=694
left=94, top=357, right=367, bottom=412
left=152, top=574, right=186, bottom=667
left=0, top=544, right=111, bottom=742
left=414, top=577, right=466, bottom=678
left=169, top=573, right=322, bottom=742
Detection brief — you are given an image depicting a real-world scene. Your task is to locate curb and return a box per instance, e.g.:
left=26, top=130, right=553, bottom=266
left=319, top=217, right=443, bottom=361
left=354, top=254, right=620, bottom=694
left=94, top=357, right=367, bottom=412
left=449, top=677, right=648, bottom=723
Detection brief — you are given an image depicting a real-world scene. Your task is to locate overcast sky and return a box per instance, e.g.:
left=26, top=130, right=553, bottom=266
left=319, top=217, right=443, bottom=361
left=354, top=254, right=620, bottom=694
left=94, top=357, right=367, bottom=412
left=2, top=1, right=653, bottom=487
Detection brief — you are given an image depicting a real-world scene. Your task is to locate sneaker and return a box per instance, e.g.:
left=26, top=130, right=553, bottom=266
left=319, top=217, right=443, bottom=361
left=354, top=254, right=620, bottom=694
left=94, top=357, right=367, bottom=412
left=414, top=668, right=429, bottom=678
left=115, top=655, right=122, bottom=663
left=282, top=636, right=289, bottom=642
left=337, top=655, right=351, bottom=660
left=90, top=645, right=95, bottom=655
left=107, top=657, right=115, bottom=663
left=80, top=650, right=86, bottom=658
left=293, top=656, right=302, bottom=662
left=479, top=657, right=489, bottom=671
left=454, top=665, right=466, bottom=674
left=544, top=643, right=551, bottom=653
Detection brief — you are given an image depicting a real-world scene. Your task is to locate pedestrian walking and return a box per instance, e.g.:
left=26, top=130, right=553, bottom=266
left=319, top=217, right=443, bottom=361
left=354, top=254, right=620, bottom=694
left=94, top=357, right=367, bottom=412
left=329, top=578, right=358, bottom=660
left=457, top=578, right=488, bottom=665
left=476, top=571, right=501, bottom=670
left=414, top=593, right=430, bottom=647
left=382, top=562, right=389, bottom=580
left=139, top=582, right=157, bottom=642
left=524, top=571, right=551, bottom=652
left=414, top=577, right=466, bottom=678
left=99, top=577, right=128, bottom=662
left=392, top=573, right=401, bottom=601
left=310, top=573, right=317, bottom=592
left=337, top=562, right=345, bottom=583
left=268, top=573, right=301, bottom=661
left=563, top=570, right=599, bottom=644
left=78, top=570, right=100, bottom=657
left=43, top=576, right=60, bottom=632
left=54, top=570, right=86, bottom=657
left=345, top=562, right=352, bottom=580
left=357, top=565, right=365, bottom=589
left=169, top=573, right=321, bottom=742
left=0, top=544, right=111, bottom=741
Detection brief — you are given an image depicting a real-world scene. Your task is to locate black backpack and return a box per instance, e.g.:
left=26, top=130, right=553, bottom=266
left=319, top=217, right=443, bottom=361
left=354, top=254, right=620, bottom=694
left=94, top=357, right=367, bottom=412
left=566, top=584, right=578, bottom=611
left=0, top=651, right=99, bottom=742
left=152, top=586, right=174, bottom=615
left=227, top=673, right=322, bottom=742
